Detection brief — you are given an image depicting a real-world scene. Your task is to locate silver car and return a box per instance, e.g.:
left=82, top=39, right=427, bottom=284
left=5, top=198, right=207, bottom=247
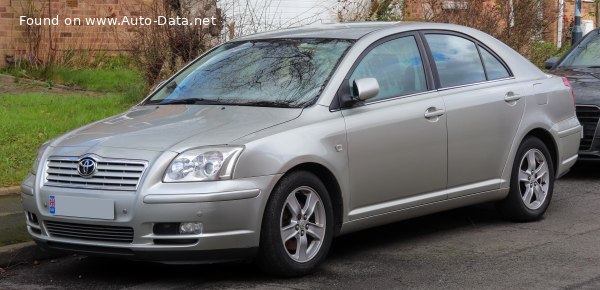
left=22, top=22, right=582, bottom=276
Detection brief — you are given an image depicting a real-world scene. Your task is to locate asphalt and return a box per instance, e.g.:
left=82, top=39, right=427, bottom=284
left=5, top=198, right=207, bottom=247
left=0, top=163, right=599, bottom=289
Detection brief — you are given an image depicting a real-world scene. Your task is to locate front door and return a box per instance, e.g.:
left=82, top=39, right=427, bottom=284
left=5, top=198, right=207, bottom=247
left=341, top=34, right=448, bottom=220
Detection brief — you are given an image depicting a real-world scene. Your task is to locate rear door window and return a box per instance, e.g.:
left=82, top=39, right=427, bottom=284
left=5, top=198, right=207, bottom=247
left=425, top=34, right=486, bottom=87
left=479, top=47, right=510, bottom=80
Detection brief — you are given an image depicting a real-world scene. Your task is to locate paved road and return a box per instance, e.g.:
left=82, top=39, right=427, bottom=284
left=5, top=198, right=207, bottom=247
left=1, top=164, right=599, bottom=289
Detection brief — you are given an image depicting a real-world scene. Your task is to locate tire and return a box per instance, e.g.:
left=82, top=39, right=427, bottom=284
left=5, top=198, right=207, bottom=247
left=256, top=170, right=334, bottom=277
left=497, top=136, right=555, bottom=222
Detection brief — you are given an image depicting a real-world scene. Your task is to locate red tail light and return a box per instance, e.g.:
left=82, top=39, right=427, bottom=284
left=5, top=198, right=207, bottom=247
left=562, top=77, right=576, bottom=106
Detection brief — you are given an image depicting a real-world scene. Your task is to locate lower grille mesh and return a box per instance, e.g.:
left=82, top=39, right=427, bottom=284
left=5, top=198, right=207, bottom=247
left=45, top=221, right=134, bottom=243
left=576, top=106, right=600, bottom=151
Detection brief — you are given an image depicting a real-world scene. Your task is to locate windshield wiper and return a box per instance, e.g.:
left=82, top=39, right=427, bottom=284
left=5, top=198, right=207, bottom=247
left=148, top=98, right=224, bottom=105
left=146, top=98, right=300, bottom=108
left=231, top=100, right=297, bottom=108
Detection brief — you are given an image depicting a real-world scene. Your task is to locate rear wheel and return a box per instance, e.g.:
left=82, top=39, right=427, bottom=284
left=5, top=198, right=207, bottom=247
left=498, top=137, right=554, bottom=222
left=257, top=171, right=333, bottom=277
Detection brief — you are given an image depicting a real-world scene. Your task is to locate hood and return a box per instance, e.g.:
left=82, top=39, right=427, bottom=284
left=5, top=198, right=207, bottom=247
left=552, top=67, right=600, bottom=106
left=53, top=105, right=302, bottom=152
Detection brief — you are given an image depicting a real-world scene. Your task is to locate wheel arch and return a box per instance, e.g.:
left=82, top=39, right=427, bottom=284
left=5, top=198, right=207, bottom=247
left=523, top=128, right=559, bottom=174
left=284, top=162, right=344, bottom=235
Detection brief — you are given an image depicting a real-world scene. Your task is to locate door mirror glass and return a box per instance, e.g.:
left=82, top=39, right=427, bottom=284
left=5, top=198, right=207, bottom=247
left=353, top=78, right=380, bottom=101
left=545, top=57, right=559, bottom=69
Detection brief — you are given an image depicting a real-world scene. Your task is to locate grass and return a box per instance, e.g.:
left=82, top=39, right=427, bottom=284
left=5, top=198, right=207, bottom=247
left=48, top=67, right=144, bottom=92
left=0, top=94, right=137, bottom=186
left=1, top=63, right=148, bottom=104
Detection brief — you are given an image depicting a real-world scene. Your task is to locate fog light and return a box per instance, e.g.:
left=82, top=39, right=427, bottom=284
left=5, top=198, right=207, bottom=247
left=179, top=222, right=202, bottom=235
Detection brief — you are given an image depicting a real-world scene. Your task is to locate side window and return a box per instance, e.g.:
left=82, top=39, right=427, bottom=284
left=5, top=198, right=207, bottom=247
left=479, top=46, right=510, bottom=80
left=349, top=36, right=427, bottom=102
left=425, top=34, right=486, bottom=87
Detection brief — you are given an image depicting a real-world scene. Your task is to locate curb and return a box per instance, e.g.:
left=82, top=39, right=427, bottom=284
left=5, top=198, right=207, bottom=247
left=0, top=186, right=20, bottom=197
left=0, top=241, right=64, bottom=268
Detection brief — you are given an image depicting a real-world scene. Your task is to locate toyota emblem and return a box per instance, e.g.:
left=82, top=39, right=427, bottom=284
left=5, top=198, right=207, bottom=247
left=77, top=157, right=97, bottom=177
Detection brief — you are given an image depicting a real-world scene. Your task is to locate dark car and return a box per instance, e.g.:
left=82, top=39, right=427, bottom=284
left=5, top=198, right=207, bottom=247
left=546, top=28, right=600, bottom=161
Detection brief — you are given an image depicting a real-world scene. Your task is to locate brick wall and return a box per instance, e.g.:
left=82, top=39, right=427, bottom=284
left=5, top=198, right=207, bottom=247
left=0, top=0, right=220, bottom=68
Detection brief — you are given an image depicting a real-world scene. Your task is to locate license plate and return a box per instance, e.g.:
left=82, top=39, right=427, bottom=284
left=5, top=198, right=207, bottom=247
left=50, top=195, right=115, bottom=220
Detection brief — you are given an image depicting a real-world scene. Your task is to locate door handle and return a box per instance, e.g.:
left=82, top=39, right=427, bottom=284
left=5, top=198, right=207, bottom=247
left=504, top=91, right=521, bottom=102
left=424, top=107, right=445, bottom=119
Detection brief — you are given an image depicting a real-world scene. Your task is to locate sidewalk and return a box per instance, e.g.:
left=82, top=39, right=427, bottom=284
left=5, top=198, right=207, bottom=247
left=0, top=191, right=64, bottom=269
left=0, top=186, right=19, bottom=196
left=0, top=194, right=29, bottom=247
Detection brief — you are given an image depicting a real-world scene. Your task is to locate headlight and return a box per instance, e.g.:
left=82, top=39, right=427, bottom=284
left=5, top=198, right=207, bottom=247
left=31, top=140, right=53, bottom=175
left=164, top=146, right=244, bottom=182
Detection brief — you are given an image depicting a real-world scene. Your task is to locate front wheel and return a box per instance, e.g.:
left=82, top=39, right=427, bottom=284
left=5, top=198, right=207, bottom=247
left=256, top=171, right=334, bottom=277
left=497, top=136, right=555, bottom=222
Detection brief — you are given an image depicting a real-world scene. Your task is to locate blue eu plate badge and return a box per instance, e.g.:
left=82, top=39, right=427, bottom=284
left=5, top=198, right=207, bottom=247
left=49, top=195, right=55, bottom=215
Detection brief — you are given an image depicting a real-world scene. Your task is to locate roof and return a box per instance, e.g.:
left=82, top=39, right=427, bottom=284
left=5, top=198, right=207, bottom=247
left=233, top=21, right=409, bottom=41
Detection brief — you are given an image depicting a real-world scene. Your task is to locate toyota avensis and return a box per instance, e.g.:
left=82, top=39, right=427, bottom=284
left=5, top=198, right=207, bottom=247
left=22, top=22, right=582, bottom=276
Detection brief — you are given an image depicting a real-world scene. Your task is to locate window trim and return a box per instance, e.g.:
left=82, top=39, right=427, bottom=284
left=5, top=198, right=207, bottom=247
left=330, top=31, right=436, bottom=111
left=435, top=76, right=515, bottom=93
left=477, top=44, right=512, bottom=81
left=418, top=30, right=513, bottom=90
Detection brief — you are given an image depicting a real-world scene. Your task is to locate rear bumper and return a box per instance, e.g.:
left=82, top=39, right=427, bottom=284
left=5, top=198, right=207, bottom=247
left=555, top=120, right=583, bottom=178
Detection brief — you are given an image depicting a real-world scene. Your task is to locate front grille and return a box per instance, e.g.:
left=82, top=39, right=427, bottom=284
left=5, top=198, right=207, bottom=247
left=45, top=221, right=134, bottom=243
left=575, top=106, right=600, bottom=151
left=44, top=156, right=146, bottom=191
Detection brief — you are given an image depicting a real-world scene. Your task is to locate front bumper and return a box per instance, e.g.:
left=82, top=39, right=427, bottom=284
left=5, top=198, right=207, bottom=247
left=21, top=174, right=280, bottom=263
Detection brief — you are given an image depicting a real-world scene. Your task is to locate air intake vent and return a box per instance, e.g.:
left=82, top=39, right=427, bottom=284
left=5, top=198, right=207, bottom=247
left=45, top=221, right=134, bottom=243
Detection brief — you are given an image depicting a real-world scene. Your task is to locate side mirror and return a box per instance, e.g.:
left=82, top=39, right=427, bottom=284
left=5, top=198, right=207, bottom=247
left=544, top=57, right=559, bottom=70
left=352, top=78, right=379, bottom=101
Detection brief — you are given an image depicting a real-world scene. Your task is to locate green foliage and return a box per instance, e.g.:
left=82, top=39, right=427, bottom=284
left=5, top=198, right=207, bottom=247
left=529, top=42, right=571, bottom=70
left=370, top=0, right=403, bottom=21
left=0, top=94, right=137, bottom=186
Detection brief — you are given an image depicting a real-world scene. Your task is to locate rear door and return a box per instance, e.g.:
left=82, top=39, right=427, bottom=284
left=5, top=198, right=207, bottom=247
left=422, top=32, right=527, bottom=197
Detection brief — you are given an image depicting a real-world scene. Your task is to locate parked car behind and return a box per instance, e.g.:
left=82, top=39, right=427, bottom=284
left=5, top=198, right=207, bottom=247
left=22, top=22, right=582, bottom=277
left=546, top=28, right=600, bottom=161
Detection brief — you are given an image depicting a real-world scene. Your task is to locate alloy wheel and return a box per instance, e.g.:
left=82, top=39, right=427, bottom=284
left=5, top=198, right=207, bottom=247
left=280, top=186, right=326, bottom=263
left=518, top=149, right=550, bottom=210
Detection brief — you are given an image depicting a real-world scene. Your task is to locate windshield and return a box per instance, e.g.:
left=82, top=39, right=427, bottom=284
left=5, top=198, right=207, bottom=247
left=558, top=30, right=600, bottom=68
left=144, top=39, right=353, bottom=108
